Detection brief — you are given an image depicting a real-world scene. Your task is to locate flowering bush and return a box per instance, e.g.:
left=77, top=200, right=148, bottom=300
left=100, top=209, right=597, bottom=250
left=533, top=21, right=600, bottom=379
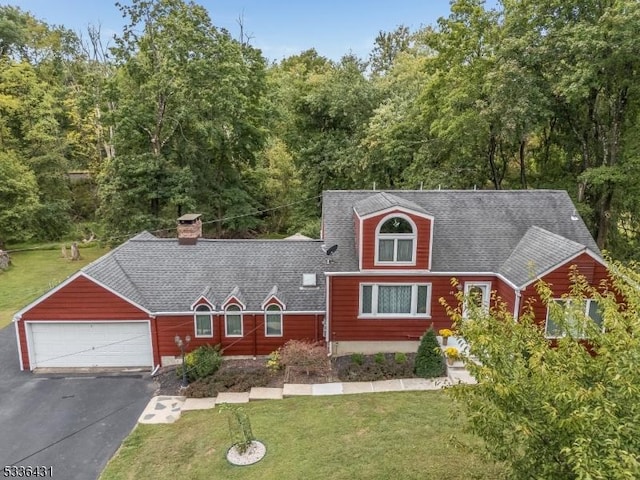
left=265, top=349, right=282, bottom=372
left=439, top=328, right=454, bottom=338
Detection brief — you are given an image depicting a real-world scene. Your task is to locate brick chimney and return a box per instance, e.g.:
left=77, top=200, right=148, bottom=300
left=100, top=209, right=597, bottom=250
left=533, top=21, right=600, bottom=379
left=177, top=214, right=202, bottom=245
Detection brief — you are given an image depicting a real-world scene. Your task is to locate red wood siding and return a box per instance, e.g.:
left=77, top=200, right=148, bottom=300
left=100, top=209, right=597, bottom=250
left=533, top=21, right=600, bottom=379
left=329, top=274, right=496, bottom=342
left=495, top=279, right=517, bottom=315
left=518, top=253, right=609, bottom=323
left=360, top=210, right=432, bottom=270
left=156, top=313, right=324, bottom=358
left=21, top=275, right=148, bottom=320
left=18, top=275, right=151, bottom=369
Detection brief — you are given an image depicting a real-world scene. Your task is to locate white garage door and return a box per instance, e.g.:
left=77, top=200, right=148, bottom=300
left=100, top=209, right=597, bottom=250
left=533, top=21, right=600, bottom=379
left=28, top=322, right=152, bottom=368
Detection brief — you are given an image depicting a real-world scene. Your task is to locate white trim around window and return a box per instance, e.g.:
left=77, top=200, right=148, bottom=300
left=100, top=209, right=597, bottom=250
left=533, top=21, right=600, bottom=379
left=545, top=298, right=603, bottom=339
left=374, top=213, right=418, bottom=266
left=359, top=283, right=431, bottom=318
left=462, top=282, right=492, bottom=318
left=265, top=304, right=283, bottom=337
left=194, top=304, right=213, bottom=338
left=225, top=304, right=243, bottom=337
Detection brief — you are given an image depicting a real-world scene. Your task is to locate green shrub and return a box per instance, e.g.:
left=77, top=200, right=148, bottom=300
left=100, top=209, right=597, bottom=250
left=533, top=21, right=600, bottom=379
left=374, top=352, right=385, bottom=364
left=350, top=353, right=365, bottom=365
left=394, top=352, right=407, bottom=364
left=414, top=327, right=446, bottom=378
left=177, top=344, right=222, bottom=382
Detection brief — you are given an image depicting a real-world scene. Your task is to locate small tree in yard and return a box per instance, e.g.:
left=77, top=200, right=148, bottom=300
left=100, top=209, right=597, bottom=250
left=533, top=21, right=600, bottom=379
left=441, top=264, right=640, bottom=479
left=414, top=326, right=446, bottom=378
left=279, top=340, right=328, bottom=375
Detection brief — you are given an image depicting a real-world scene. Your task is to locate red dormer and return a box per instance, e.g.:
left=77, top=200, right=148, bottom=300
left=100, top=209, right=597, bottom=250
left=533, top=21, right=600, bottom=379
left=353, top=192, right=433, bottom=270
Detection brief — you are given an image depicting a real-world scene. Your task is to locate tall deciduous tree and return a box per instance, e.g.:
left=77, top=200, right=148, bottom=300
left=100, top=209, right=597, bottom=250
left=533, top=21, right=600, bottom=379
left=442, top=264, right=640, bottom=479
left=0, top=152, right=40, bottom=245
left=99, top=0, right=267, bottom=238
left=502, top=0, right=640, bottom=248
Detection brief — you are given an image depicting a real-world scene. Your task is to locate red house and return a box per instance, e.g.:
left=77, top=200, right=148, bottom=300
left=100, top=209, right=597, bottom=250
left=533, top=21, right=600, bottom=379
left=13, top=190, right=607, bottom=370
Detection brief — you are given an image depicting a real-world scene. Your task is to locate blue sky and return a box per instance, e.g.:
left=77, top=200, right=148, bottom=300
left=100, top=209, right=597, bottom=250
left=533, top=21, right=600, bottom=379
left=1, top=0, right=492, bottom=61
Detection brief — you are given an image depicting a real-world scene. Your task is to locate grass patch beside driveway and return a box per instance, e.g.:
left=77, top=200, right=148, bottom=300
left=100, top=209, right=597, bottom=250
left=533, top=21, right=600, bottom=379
left=0, top=246, right=109, bottom=328
left=100, top=391, right=504, bottom=480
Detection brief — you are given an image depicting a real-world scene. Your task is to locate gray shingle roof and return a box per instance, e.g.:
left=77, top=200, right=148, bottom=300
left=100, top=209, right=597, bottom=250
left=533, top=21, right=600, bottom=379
left=323, top=189, right=601, bottom=276
left=353, top=191, right=428, bottom=216
left=498, top=226, right=588, bottom=287
left=83, top=237, right=328, bottom=312
left=82, top=189, right=601, bottom=313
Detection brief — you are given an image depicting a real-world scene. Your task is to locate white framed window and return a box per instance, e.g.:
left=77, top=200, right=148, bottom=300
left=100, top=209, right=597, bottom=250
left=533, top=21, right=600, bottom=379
left=462, top=282, right=491, bottom=318
left=360, top=283, right=431, bottom=318
left=265, top=304, right=283, bottom=337
left=194, top=304, right=213, bottom=337
left=375, top=215, right=417, bottom=265
left=225, top=304, right=243, bottom=337
left=545, top=299, right=603, bottom=339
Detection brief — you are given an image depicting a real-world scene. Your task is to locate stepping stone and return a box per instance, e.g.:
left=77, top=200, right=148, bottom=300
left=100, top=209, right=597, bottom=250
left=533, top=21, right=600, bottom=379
left=372, top=379, right=403, bottom=392
left=312, top=382, right=343, bottom=396
left=182, top=398, right=217, bottom=411
left=249, top=387, right=283, bottom=401
left=216, top=392, right=250, bottom=404
left=341, top=382, right=373, bottom=395
left=138, top=396, right=186, bottom=424
left=282, top=384, right=312, bottom=397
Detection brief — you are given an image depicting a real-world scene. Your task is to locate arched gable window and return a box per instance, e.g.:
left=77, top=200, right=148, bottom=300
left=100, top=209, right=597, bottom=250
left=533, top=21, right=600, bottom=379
left=376, top=215, right=416, bottom=264
left=265, top=304, right=283, bottom=337
left=194, top=304, right=213, bottom=337
left=225, top=304, right=243, bottom=337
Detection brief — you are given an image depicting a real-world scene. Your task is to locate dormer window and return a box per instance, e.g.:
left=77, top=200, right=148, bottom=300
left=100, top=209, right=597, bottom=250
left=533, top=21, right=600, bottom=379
left=194, top=304, right=213, bottom=337
left=225, top=305, right=243, bottom=337
left=265, top=304, right=283, bottom=337
left=376, top=215, right=416, bottom=264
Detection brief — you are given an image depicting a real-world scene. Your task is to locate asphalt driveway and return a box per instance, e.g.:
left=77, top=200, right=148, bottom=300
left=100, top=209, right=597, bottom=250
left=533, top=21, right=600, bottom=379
left=0, top=325, right=155, bottom=480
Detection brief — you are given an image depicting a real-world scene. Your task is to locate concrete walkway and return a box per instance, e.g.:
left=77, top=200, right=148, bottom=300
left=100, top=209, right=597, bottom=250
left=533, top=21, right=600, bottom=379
left=138, top=376, right=457, bottom=424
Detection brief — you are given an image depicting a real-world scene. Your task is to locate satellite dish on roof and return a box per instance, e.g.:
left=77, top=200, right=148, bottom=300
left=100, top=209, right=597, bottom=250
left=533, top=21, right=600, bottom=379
left=326, top=244, right=338, bottom=256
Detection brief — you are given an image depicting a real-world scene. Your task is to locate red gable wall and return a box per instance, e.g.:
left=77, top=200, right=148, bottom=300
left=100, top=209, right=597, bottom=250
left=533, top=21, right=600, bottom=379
left=518, top=252, right=609, bottom=322
left=360, top=210, right=432, bottom=270
left=21, top=275, right=148, bottom=321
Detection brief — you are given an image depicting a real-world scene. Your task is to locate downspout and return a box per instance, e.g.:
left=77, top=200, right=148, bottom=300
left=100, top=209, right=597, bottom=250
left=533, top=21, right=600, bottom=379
left=253, top=314, right=257, bottom=359
left=513, top=289, right=522, bottom=322
left=326, top=274, right=332, bottom=356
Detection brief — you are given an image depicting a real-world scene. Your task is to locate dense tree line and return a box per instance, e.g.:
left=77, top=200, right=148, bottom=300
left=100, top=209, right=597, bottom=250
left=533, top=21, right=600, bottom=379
left=1, top=0, right=639, bottom=259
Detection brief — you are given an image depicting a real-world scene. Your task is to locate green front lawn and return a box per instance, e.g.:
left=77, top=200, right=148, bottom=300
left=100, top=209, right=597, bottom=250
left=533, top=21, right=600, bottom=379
left=0, top=246, right=109, bottom=328
left=100, top=391, right=504, bottom=480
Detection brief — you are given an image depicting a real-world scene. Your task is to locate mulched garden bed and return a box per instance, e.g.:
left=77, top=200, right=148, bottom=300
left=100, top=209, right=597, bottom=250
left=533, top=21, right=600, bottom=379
left=333, top=352, right=418, bottom=382
left=153, top=352, right=420, bottom=397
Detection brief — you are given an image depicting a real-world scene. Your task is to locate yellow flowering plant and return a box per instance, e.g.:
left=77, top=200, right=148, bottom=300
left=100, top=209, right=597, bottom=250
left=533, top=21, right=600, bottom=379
left=439, top=328, right=454, bottom=338
left=444, top=347, right=461, bottom=360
